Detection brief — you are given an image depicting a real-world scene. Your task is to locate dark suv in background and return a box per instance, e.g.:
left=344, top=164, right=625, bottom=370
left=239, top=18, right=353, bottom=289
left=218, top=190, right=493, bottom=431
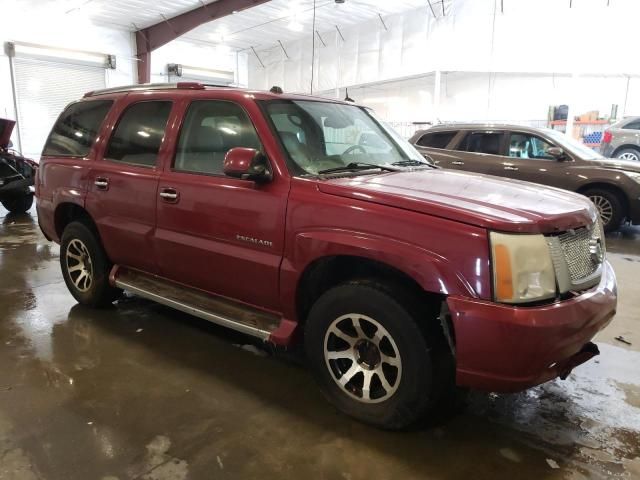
left=410, top=124, right=640, bottom=232
left=0, top=119, right=37, bottom=213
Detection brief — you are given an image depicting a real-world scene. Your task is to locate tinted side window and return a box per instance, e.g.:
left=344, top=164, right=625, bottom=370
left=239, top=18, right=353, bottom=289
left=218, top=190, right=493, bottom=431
left=623, top=121, right=640, bottom=130
left=174, top=101, right=261, bottom=175
left=43, top=100, right=113, bottom=157
left=105, top=101, right=172, bottom=167
left=456, top=132, right=503, bottom=155
left=417, top=131, right=456, bottom=148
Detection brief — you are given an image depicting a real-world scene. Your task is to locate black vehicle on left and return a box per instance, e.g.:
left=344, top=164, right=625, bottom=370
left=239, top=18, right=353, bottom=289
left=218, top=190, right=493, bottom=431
left=0, top=119, right=36, bottom=214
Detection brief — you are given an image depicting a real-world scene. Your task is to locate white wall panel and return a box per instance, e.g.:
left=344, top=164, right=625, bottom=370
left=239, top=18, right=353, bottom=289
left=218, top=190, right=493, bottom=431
left=378, top=16, right=403, bottom=81
left=356, top=22, right=380, bottom=84
left=150, top=40, right=237, bottom=84
left=248, top=0, right=640, bottom=96
left=13, top=59, right=106, bottom=159
left=315, top=31, right=338, bottom=93
left=0, top=2, right=136, bottom=149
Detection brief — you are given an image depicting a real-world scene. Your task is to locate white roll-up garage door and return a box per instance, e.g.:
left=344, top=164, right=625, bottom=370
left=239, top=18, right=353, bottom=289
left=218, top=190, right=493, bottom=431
left=13, top=58, right=106, bottom=159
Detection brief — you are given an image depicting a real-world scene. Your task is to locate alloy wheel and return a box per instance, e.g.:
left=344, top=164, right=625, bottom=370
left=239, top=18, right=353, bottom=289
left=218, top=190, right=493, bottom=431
left=324, top=313, right=402, bottom=403
left=65, top=238, right=93, bottom=292
left=589, top=195, right=614, bottom=227
left=618, top=152, right=639, bottom=161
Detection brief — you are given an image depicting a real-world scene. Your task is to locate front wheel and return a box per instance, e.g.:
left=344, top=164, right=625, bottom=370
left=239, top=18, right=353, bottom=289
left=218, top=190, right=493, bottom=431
left=60, top=221, right=120, bottom=307
left=304, top=281, right=444, bottom=429
left=1, top=193, right=33, bottom=213
left=584, top=188, right=624, bottom=233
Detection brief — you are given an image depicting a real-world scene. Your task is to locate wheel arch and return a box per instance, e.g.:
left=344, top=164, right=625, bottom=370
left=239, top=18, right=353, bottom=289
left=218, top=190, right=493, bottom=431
left=54, top=202, right=98, bottom=239
left=612, top=144, right=640, bottom=157
left=296, top=255, right=448, bottom=324
left=576, top=182, right=629, bottom=218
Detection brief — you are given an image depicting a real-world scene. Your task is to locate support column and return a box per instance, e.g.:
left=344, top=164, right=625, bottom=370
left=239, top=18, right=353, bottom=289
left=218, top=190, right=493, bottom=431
left=433, top=70, right=442, bottom=124
left=136, top=32, right=151, bottom=84
left=565, top=72, right=578, bottom=139
left=134, top=0, right=269, bottom=84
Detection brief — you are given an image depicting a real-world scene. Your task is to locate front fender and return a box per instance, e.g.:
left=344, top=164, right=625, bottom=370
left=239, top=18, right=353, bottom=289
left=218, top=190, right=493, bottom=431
left=279, top=228, right=480, bottom=321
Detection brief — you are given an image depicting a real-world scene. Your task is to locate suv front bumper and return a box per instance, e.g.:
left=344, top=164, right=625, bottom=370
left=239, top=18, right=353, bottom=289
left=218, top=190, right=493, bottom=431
left=448, top=260, right=617, bottom=392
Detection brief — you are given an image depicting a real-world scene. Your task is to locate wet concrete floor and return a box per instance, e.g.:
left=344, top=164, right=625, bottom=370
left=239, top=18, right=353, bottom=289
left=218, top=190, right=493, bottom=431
left=0, top=205, right=638, bottom=480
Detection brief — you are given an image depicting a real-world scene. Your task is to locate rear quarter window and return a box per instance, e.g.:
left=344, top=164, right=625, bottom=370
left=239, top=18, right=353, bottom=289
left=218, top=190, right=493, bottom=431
left=623, top=121, right=640, bottom=130
left=416, top=131, right=457, bottom=149
left=42, top=100, right=113, bottom=157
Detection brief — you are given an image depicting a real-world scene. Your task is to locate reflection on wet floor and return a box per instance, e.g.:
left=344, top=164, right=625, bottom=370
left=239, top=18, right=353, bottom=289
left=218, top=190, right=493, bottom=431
left=0, top=207, right=639, bottom=479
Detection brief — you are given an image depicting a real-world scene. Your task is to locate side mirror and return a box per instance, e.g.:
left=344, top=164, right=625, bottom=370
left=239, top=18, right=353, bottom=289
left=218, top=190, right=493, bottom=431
left=547, top=146, right=565, bottom=160
left=224, top=147, right=272, bottom=182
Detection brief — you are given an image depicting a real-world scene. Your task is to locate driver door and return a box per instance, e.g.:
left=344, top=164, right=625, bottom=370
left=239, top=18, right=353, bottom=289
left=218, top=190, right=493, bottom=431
left=154, top=99, right=288, bottom=311
left=492, top=131, right=568, bottom=186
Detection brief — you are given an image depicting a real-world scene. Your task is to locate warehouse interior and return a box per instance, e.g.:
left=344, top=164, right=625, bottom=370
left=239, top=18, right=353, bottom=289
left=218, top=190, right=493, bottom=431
left=1, top=0, right=639, bottom=479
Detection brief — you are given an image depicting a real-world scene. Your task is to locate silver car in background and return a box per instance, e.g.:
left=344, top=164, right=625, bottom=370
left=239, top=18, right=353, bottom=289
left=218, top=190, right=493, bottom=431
left=600, top=116, right=640, bottom=161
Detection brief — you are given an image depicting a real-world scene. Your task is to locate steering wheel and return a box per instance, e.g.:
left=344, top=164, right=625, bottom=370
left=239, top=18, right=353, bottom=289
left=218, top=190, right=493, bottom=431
left=343, top=145, right=367, bottom=155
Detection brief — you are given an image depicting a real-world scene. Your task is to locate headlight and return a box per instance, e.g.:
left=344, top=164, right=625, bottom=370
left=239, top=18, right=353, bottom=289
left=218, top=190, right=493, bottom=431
left=490, top=232, right=556, bottom=304
left=623, top=171, right=640, bottom=184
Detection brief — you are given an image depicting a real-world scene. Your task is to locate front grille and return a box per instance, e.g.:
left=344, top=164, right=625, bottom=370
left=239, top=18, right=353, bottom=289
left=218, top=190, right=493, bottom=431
left=556, top=219, right=603, bottom=284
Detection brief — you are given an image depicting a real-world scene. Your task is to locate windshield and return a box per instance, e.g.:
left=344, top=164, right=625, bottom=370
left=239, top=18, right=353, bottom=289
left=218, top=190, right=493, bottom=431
left=544, top=128, right=604, bottom=160
left=262, top=100, right=429, bottom=175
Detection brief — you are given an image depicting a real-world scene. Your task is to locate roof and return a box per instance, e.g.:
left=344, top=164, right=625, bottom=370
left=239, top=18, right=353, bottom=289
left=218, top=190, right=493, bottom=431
left=83, top=82, right=354, bottom=105
left=416, top=123, right=552, bottom=134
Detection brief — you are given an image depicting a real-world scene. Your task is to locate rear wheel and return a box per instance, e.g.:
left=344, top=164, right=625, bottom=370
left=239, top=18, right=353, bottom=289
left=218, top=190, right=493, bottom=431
left=584, top=188, right=624, bottom=233
left=1, top=193, right=33, bottom=213
left=304, top=280, right=451, bottom=429
left=615, top=148, right=640, bottom=162
left=60, top=221, right=120, bottom=307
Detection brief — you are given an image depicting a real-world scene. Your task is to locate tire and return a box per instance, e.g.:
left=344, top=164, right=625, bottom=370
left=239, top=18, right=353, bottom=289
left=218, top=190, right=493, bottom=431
left=60, top=221, right=120, bottom=307
left=583, top=188, right=624, bottom=233
left=614, top=148, right=640, bottom=162
left=1, top=193, right=33, bottom=213
left=304, top=280, right=450, bottom=430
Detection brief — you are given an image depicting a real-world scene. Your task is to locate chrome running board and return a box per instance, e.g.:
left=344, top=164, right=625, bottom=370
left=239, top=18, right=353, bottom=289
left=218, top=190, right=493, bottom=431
left=113, top=268, right=279, bottom=340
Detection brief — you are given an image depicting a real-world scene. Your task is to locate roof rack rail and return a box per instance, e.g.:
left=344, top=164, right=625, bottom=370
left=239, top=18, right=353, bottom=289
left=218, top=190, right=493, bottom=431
left=83, top=82, right=233, bottom=97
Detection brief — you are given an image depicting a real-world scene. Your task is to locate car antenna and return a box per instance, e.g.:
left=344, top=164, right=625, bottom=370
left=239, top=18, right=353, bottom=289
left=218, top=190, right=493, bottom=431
left=344, top=88, right=354, bottom=102
left=270, top=85, right=283, bottom=94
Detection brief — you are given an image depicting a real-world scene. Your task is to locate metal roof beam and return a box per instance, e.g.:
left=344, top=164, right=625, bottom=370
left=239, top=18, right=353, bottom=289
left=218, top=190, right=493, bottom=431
left=135, top=0, right=269, bottom=83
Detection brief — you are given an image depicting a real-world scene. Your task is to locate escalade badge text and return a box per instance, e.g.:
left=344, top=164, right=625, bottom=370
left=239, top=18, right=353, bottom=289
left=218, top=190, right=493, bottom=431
left=236, top=234, right=273, bottom=248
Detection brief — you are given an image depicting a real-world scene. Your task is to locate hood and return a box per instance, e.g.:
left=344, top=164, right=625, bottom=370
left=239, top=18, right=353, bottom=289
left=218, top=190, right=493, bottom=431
left=0, top=119, right=15, bottom=150
left=318, top=170, right=597, bottom=234
left=587, top=157, right=640, bottom=173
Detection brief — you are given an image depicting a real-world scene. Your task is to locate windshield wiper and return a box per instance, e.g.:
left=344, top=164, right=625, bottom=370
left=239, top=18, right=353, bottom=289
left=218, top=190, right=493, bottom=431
left=391, top=159, right=431, bottom=167
left=318, top=162, right=400, bottom=175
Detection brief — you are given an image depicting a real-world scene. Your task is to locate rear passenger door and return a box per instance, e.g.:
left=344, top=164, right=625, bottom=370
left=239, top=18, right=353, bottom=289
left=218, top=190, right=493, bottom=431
left=154, top=99, right=288, bottom=311
left=447, top=130, right=507, bottom=174
left=412, top=130, right=463, bottom=167
left=86, top=96, right=174, bottom=274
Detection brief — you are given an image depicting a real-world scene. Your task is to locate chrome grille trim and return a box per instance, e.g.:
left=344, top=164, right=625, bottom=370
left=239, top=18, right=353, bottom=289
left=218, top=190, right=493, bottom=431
left=546, top=218, right=604, bottom=293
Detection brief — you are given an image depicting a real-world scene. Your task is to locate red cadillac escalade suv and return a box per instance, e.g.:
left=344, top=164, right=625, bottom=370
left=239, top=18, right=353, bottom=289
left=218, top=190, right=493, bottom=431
left=36, top=83, right=617, bottom=429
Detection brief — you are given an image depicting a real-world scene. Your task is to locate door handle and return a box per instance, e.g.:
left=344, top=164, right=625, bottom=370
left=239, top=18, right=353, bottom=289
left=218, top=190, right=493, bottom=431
left=159, top=187, right=179, bottom=202
left=94, top=177, right=109, bottom=190
left=451, top=161, right=465, bottom=166
left=504, top=166, right=519, bottom=171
